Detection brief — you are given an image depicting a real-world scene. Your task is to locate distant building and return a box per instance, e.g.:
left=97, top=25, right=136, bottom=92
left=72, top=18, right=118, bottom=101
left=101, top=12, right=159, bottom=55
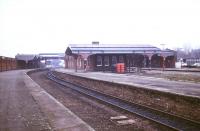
left=39, top=53, right=65, bottom=68
left=186, top=58, right=200, bottom=66
left=65, top=42, right=176, bottom=72
left=39, top=53, right=65, bottom=60
left=15, top=54, right=40, bottom=69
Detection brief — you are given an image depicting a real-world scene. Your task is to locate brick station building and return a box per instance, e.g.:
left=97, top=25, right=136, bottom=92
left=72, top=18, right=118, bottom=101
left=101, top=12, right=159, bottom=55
left=65, top=42, right=176, bottom=72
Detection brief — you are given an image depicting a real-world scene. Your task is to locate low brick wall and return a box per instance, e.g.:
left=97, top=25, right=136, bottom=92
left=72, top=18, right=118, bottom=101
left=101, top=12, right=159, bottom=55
left=53, top=71, right=200, bottom=122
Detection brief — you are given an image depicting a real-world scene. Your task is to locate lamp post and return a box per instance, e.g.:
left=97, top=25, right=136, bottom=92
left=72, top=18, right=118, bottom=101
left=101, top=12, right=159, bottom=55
left=160, top=44, right=166, bottom=71
left=180, top=58, right=183, bottom=69
left=73, top=55, right=78, bottom=72
left=162, top=56, right=165, bottom=71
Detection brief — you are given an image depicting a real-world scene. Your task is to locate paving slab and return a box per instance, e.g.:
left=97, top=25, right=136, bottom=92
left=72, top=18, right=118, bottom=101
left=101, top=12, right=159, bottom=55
left=55, top=68, right=200, bottom=98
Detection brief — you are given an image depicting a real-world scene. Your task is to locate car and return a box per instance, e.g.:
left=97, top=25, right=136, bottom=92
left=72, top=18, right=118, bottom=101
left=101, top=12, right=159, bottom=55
left=193, top=63, right=200, bottom=67
left=181, top=63, right=187, bottom=66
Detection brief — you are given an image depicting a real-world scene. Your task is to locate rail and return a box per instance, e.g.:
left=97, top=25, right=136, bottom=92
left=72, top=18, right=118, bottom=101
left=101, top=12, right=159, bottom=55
left=47, top=71, right=200, bottom=131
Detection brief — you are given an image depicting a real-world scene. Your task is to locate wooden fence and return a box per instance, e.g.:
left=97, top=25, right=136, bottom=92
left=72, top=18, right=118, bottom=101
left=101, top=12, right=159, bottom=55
left=0, top=56, right=17, bottom=72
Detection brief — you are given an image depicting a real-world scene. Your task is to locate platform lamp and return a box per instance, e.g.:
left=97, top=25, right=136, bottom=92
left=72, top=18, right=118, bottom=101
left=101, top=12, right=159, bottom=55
left=73, top=54, right=78, bottom=72
left=160, top=44, right=166, bottom=71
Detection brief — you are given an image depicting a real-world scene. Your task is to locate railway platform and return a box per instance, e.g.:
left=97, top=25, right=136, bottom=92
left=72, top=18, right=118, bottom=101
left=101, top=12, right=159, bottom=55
left=142, top=67, right=200, bottom=72
left=0, top=70, right=94, bottom=131
left=55, top=68, right=200, bottom=98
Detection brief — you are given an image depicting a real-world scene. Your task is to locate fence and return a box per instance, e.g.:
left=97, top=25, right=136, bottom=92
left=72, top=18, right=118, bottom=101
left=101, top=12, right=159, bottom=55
left=0, top=56, right=17, bottom=72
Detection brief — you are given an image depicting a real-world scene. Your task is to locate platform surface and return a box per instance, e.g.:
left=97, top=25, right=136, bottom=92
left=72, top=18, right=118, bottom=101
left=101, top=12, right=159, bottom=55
left=0, top=70, right=94, bottom=131
left=55, top=68, right=200, bottom=98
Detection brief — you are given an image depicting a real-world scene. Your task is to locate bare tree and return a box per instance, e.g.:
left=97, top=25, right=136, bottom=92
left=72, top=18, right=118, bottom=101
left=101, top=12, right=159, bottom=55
left=183, top=44, right=192, bottom=55
left=175, top=48, right=187, bottom=59
left=191, top=49, right=200, bottom=58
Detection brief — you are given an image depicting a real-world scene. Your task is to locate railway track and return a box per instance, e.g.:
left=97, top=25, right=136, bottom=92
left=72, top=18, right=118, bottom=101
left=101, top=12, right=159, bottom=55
left=47, top=71, right=200, bottom=131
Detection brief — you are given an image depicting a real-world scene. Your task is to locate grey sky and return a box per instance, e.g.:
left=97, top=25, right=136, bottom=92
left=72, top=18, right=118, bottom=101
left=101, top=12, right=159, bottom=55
left=1, top=0, right=200, bottom=57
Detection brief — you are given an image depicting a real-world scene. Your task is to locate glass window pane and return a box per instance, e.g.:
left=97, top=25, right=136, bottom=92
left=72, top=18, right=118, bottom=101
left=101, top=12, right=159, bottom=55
left=104, top=56, right=109, bottom=66
left=112, top=56, right=117, bottom=65
left=119, top=55, right=124, bottom=63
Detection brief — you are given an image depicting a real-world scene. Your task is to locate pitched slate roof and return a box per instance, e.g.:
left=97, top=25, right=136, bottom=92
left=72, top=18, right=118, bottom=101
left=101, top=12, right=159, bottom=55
left=66, top=44, right=175, bottom=56
left=15, top=54, right=39, bottom=61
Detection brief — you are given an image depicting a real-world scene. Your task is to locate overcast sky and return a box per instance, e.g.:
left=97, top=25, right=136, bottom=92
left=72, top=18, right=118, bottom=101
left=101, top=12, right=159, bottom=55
left=1, top=0, right=200, bottom=57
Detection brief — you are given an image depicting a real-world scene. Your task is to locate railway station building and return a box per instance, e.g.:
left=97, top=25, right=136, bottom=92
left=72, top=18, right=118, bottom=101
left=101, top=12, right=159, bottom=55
left=65, top=42, right=176, bottom=72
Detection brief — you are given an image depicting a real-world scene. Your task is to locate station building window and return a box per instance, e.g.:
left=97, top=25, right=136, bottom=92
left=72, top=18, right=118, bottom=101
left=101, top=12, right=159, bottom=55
left=111, top=56, right=117, bottom=65
left=78, top=58, right=82, bottom=68
left=97, top=56, right=102, bottom=66
left=104, top=56, right=109, bottom=66
left=119, top=55, right=124, bottom=63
